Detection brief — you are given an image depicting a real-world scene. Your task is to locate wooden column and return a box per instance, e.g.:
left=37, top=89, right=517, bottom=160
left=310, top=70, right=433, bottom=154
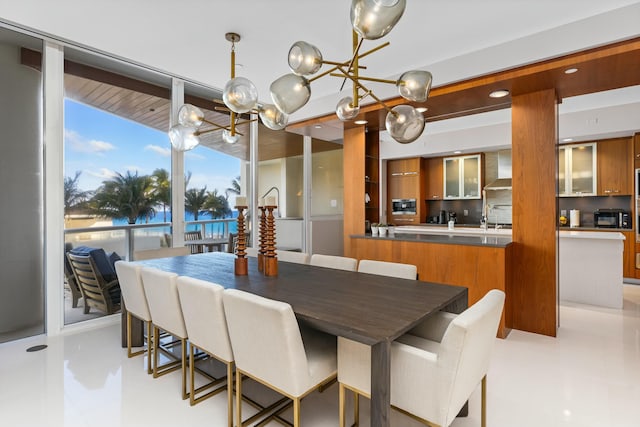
left=511, top=89, right=558, bottom=337
left=343, top=126, right=366, bottom=257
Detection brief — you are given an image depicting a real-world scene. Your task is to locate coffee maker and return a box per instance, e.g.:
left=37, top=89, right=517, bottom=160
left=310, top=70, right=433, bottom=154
left=448, top=211, right=457, bottom=224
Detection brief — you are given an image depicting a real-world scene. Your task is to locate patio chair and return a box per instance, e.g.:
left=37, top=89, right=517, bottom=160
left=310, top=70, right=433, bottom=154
left=185, top=230, right=203, bottom=254
left=64, top=243, right=83, bottom=308
left=66, top=251, right=122, bottom=315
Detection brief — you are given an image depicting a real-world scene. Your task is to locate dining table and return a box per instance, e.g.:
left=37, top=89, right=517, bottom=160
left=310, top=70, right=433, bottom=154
left=134, top=251, right=468, bottom=427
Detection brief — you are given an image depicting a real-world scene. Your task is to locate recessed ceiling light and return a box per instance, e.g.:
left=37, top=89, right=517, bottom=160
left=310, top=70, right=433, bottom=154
left=489, top=89, right=510, bottom=98
left=416, top=107, right=428, bottom=113
left=453, top=150, right=462, bottom=154
left=562, top=138, right=573, bottom=142
left=354, top=120, right=368, bottom=125
left=564, top=68, right=578, bottom=74
left=314, top=125, right=322, bottom=129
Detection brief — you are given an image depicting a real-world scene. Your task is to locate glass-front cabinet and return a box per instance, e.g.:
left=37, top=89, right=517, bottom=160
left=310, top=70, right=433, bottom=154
left=444, top=154, right=481, bottom=199
left=558, top=143, right=597, bottom=196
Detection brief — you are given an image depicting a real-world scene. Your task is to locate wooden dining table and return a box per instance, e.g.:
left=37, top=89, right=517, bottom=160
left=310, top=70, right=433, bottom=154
left=134, top=252, right=468, bottom=427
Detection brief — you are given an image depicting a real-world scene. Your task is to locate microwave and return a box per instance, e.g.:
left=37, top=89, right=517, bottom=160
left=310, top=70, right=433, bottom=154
left=594, top=209, right=631, bottom=229
left=391, top=199, right=417, bottom=215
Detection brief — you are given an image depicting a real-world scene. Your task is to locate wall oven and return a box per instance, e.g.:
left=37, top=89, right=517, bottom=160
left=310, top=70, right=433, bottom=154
left=391, top=199, right=417, bottom=215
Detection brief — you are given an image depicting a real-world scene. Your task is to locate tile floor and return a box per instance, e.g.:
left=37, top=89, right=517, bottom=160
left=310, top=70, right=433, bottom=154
left=1, top=285, right=639, bottom=427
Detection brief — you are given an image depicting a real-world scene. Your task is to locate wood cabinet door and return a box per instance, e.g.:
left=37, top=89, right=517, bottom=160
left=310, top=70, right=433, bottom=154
left=623, top=231, right=634, bottom=278
left=597, top=137, right=632, bottom=196
left=426, top=158, right=443, bottom=200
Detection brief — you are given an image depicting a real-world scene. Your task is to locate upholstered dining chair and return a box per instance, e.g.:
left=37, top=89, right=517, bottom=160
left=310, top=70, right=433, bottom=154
left=177, top=276, right=234, bottom=424
left=357, top=259, right=418, bottom=280
left=338, top=289, right=506, bottom=427
left=114, top=261, right=153, bottom=374
left=275, top=250, right=310, bottom=264
left=222, top=289, right=337, bottom=427
left=309, top=254, right=358, bottom=272
left=140, top=267, right=189, bottom=400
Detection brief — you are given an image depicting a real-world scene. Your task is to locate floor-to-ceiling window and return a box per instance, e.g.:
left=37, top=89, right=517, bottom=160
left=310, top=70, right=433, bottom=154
left=0, top=27, right=44, bottom=343
left=182, top=83, right=242, bottom=241
left=62, top=47, right=172, bottom=325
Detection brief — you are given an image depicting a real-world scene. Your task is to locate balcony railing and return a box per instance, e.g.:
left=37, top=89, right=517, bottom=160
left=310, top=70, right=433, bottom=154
left=64, top=218, right=237, bottom=260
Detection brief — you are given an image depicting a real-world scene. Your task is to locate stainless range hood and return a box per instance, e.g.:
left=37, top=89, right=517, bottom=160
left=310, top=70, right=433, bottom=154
left=484, top=150, right=512, bottom=190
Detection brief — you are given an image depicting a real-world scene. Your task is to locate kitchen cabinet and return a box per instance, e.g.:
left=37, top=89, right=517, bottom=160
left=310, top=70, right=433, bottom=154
left=443, top=154, right=482, bottom=199
left=558, top=143, right=597, bottom=196
left=426, top=157, right=443, bottom=200
left=622, top=231, right=634, bottom=278
left=387, top=157, right=424, bottom=224
left=365, top=134, right=380, bottom=225
left=597, top=137, right=632, bottom=196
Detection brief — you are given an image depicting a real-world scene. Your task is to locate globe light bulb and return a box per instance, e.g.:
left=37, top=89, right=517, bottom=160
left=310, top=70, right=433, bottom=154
left=288, top=41, right=323, bottom=76
left=397, top=70, right=433, bottom=102
left=177, top=104, right=204, bottom=127
left=222, top=129, right=240, bottom=144
left=350, top=0, right=406, bottom=40
left=223, top=77, right=258, bottom=114
left=168, top=124, right=200, bottom=151
left=385, top=105, right=425, bottom=144
left=270, top=73, right=311, bottom=114
left=259, top=104, right=289, bottom=130
left=335, top=97, right=360, bottom=121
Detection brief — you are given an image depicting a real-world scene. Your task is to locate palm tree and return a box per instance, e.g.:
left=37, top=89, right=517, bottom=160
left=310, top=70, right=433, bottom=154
left=225, top=175, right=241, bottom=199
left=64, top=171, right=92, bottom=216
left=90, top=171, right=156, bottom=224
left=184, top=187, right=208, bottom=221
left=151, top=168, right=171, bottom=222
left=204, top=189, right=232, bottom=219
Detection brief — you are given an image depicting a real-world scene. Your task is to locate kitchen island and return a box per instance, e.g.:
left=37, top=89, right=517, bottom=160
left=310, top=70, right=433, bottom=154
left=351, top=229, right=513, bottom=338
left=559, top=230, right=625, bottom=309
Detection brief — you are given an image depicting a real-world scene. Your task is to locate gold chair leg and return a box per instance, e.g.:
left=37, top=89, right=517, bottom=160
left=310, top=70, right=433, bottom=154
left=293, top=398, right=301, bottom=427
left=152, top=326, right=160, bottom=378
left=146, top=321, right=152, bottom=374
left=227, top=362, right=234, bottom=427
left=189, top=342, right=196, bottom=405
left=236, top=370, right=243, bottom=427
left=481, top=375, right=487, bottom=427
left=354, top=391, right=359, bottom=426
left=339, top=383, right=346, bottom=427
left=181, top=338, right=187, bottom=400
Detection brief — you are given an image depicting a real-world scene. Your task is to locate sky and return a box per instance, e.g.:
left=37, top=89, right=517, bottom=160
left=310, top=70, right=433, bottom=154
left=64, top=99, right=241, bottom=195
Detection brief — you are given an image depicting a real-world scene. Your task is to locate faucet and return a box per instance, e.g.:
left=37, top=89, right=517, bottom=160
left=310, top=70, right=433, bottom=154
left=261, top=186, right=280, bottom=217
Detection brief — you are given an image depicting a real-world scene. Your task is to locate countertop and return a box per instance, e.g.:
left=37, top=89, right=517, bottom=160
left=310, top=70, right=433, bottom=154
left=352, top=232, right=513, bottom=248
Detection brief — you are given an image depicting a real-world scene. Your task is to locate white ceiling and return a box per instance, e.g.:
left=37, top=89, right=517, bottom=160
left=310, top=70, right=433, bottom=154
left=1, top=1, right=639, bottom=147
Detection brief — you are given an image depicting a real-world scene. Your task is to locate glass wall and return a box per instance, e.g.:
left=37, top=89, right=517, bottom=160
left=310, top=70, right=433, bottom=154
left=0, top=28, right=44, bottom=343
left=182, top=83, right=242, bottom=242
left=63, top=46, right=172, bottom=324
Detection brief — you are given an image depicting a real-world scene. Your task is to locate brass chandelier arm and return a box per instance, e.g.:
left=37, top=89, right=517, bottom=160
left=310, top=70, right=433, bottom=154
left=340, top=34, right=364, bottom=92
left=329, top=73, right=396, bottom=85
left=356, top=41, right=390, bottom=61
left=309, top=64, right=342, bottom=83
left=322, top=60, right=367, bottom=70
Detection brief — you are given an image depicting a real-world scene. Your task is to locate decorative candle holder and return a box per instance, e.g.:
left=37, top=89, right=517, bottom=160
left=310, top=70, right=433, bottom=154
left=258, top=205, right=267, bottom=272
left=234, top=205, right=248, bottom=276
left=264, top=204, right=278, bottom=277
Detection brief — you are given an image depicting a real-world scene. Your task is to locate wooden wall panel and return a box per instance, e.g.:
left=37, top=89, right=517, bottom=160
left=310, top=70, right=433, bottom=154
left=511, top=89, right=558, bottom=337
left=351, top=237, right=511, bottom=338
left=343, top=127, right=366, bottom=257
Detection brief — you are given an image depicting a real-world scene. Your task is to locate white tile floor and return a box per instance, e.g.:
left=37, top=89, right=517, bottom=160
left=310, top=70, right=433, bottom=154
left=1, top=285, right=639, bottom=427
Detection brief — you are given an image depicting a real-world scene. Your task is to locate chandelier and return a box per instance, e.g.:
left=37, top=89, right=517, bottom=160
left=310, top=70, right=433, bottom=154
left=268, top=0, right=433, bottom=143
left=169, top=33, right=289, bottom=151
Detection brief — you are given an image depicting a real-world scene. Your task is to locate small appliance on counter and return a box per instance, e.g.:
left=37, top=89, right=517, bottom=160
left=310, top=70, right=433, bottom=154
left=448, top=211, right=457, bottom=224
left=594, top=208, right=631, bottom=229
left=569, top=209, right=581, bottom=228
left=439, top=210, right=448, bottom=224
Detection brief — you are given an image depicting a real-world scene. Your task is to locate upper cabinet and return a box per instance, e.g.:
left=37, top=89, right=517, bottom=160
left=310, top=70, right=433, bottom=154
left=426, top=158, right=443, bottom=200
left=443, top=154, right=482, bottom=199
left=558, top=143, right=597, bottom=196
left=597, top=137, right=632, bottom=196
